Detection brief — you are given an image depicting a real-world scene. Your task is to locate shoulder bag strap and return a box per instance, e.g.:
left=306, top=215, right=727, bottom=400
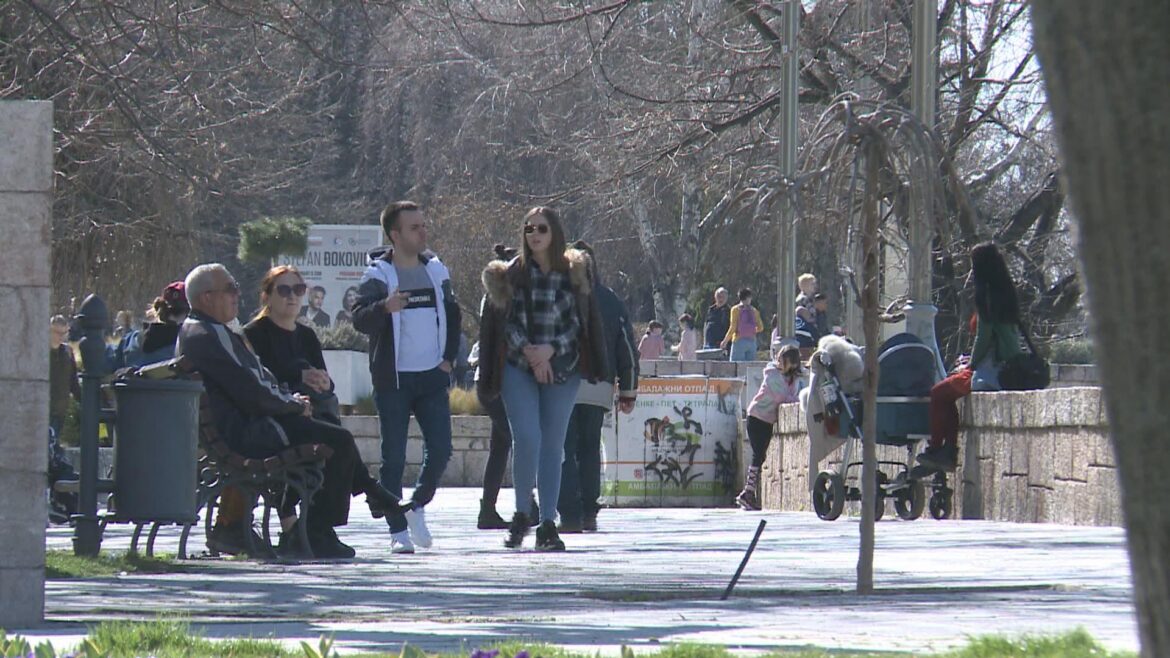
left=1017, top=320, right=1041, bottom=356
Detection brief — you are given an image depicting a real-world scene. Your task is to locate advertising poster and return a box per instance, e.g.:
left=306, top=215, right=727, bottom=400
left=278, top=224, right=385, bottom=328
left=602, top=377, right=743, bottom=507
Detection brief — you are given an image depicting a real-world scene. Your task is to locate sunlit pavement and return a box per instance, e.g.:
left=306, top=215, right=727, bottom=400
left=22, top=488, right=1138, bottom=655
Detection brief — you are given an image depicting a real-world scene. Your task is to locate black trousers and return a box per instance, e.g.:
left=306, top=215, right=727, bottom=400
left=273, top=414, right=375, bottom=530
left=559, top=403, right=606, bottom=523
left=746, top=415, right=775, bottom=469
left=478, top=391, right=513, bottom=507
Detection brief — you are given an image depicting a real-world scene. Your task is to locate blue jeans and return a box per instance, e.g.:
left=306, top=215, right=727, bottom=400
left=500, top=363, right=580, bottom=524
left=729, top=337, right=757, bottom=362
left=375, top=367, right=453, bottom=533
left=558, top=404, right=606, bottom=524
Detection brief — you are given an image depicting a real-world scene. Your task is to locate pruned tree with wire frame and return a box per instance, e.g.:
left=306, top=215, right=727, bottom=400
left=797, top=94, right=958, bottom=593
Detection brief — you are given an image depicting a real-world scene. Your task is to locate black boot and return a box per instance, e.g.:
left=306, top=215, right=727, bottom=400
left=916, top=444, right=958, bottom=471
left=364, top=481, right=400, bottom=519
left=736, top=466, right=762, bottom=511
left=535, top=520, right=566, bottom=552
left=478, top=499, right=508, bottom=530
left=504, top=512, right=530, bottom=549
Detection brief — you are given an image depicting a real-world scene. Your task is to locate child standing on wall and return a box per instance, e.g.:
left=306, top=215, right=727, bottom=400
left=675, top=313, right=697, bottom=360
left=737, top=344, right=806, bottom=510
left=638, top=320, right=666, bottom=360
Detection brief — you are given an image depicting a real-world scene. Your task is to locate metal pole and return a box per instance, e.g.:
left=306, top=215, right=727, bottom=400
left=73, top=294, right=109, bottom=556
left=909, top=0, right=938, bottom=303
left=722, top=519, right=767, bottom=600
left=776, top=0, right=800, bottom=344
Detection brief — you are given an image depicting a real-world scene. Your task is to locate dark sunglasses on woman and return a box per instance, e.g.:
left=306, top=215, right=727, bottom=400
left=524, top=224, right=550, bottom=234
left=275, top=283, right=308, bottom=298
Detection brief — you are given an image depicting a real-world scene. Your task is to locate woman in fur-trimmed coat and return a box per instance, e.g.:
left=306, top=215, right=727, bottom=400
left=477, top=206, right=610, bottom=552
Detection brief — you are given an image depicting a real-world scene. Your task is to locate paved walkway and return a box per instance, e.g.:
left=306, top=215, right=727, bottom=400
left=20, top=488, right=1138, bottom=655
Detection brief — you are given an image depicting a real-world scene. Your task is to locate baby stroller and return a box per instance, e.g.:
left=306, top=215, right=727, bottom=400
left=807, top=333, right=954, bottom=521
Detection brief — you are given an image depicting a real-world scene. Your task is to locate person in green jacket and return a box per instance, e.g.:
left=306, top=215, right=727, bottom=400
left=917, top=242, right=1021, bottom=472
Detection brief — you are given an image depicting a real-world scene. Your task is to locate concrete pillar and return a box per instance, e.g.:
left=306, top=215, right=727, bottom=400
left=0, top=100, right=53, bottom=628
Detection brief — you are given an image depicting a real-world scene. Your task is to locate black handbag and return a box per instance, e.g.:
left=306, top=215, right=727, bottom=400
left=523, top=285, right=579, bottom=384
left=998, top=322, right=1050, bottom=391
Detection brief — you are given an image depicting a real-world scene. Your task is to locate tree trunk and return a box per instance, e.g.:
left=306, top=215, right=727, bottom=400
left=632, top=194, right=675, bottom=325
left=857, top=136, right=882, bottom=594
left=1031, top=3, right=1170, bottom=655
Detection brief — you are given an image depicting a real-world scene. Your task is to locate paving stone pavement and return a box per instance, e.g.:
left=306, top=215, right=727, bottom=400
left=19, top=488, right=1138, bottom=655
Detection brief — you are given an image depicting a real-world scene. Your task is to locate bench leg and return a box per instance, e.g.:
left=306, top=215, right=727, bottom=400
left=146, top=522, right=161, bottom=558
left=178, top=523, right=192, bottom=560
left=130, top=523, right=144, bottom=555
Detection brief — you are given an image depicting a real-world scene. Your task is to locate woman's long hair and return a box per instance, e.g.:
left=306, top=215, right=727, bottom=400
left=519, top=206, right=569, bottom=273
left=970, top=242, right=1020, bottom=324
left=253, top=265, right=304, bottom=321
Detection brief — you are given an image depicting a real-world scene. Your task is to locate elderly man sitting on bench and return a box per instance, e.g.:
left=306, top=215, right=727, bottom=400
left=178, top=263, right=399, bottom=558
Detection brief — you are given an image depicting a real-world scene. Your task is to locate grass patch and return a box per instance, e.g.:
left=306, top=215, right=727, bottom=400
left=44, top=550, right=186, bottom=579
left=89, top=619, right=295, bottom=658
left=939, top=628, right=1134, bottom=658
left=0, top=624, right=1134, bottom=658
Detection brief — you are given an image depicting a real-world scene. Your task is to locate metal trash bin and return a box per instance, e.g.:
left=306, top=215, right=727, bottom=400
left=112, top=377, right=204, bottom=523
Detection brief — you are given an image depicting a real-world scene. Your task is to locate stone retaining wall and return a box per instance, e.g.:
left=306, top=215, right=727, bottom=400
left=68, top=368, right=1115, bottom=524
left=340, top=415, right=502, bottom=487
left=761, top=386, right=1120, bottom=526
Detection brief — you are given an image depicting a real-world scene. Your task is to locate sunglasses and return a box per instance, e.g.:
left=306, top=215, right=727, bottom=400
left=524, top=224, right=551, bottom=235
left=274, top=283, right=308, bottom=298
left=212, top=281, right=241, bottom=296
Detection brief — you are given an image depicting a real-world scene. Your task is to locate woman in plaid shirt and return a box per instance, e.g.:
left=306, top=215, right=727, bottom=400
left=477, top=206, right=610, bottom=551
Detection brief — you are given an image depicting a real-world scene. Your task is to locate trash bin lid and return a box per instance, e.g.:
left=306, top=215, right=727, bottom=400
left=113, top=377, right=204, bottom=393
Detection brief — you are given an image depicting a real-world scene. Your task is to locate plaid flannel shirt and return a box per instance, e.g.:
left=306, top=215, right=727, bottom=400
left=505, top=264, right=580, bottom=371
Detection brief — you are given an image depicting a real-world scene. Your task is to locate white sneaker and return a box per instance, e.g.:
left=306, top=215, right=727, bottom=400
left=405, top=506, right=432, bottom=548
left=390, top=530, right=415, bottom=554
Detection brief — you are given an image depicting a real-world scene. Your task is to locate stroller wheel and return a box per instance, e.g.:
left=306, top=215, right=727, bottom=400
left=929, top=489, right=953, bottom=520
left=812, top=471, right=846, bottom=521
left=894, top=479, right=926, bottom=520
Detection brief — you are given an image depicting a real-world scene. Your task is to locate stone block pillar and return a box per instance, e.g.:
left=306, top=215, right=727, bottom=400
left=0, top=100, right=53, bottom=628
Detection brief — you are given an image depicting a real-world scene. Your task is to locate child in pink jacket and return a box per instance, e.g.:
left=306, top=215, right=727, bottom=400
left=638, top=320, right=666, bottom=360
left=737, top=344, right=805, bottom=510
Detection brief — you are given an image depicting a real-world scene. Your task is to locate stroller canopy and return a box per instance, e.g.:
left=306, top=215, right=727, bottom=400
left=877, top=333, right=939, bottom=397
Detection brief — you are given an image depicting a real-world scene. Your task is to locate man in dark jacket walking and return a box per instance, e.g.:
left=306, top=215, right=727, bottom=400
left=352, top=201, right=462, bottom=554
left=178, top=263, right=397, bottom=558
left=557, top=241, right=639, bottom=533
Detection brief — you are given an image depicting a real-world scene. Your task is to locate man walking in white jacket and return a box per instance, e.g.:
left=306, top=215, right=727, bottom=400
left=353, top=201, right=462, bottom=554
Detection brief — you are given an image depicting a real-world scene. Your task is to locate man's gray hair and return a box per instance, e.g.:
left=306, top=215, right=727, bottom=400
left=184, top=263, right=230, bottom=304
left=715, top=287, right=728, bottom=296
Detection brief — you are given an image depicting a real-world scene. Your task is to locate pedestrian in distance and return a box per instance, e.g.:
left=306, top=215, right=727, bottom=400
left=638, top=320, right=666, bottom=360
left=721, top=288, right=764, bottom=362
left=675, top=313, right=698, bottom=361
left=703, top=287, right=730, bottom=349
